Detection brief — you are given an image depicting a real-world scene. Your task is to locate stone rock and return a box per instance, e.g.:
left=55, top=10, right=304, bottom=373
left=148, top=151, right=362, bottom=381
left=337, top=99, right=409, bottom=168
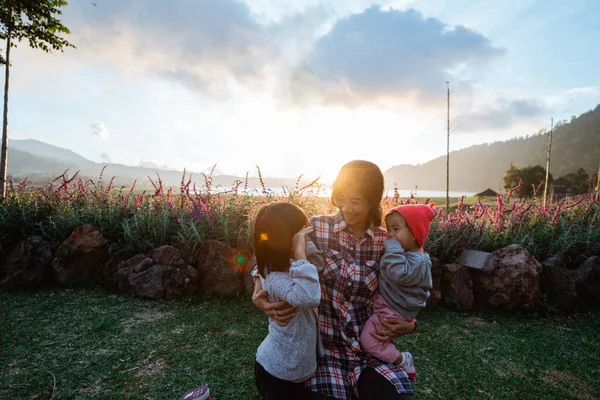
left=244, top=253, right=257, bottom=295
left=164, top=265, right=200, bottom=298
left=540, top=255, right=577, bottom=310
left=426, top=256, right=443, bottom=308
left=441, top=263, right=474, bottom=310
left=152, top=245, right=185, bottom=267
left=115, top=254, right=150, bottom=293
left=0, top=236, right=53, bottom=290
left=459, top=249, right=497, bottom=273
left=128, top=264, right=169, bottom=299
left=133, top=257, right=155, bottom=273
left=51, top=224, right=109, bottom=284
left=573, top=256, right=600, bottom=308
left=471, top=244, right=542, bottom=311
left=196, top=240, right=246, bottom=296
left=104, top=249, right=138, bottom=284
left=178, top=241, right=200, bottom=267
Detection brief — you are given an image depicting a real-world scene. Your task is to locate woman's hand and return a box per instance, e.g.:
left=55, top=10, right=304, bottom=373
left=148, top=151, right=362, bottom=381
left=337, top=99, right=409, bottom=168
left=369, top=313, right=416, bottom=349
left=252, top=280, right=297, bottom=327
left=292, top=226, right=314, bottom=261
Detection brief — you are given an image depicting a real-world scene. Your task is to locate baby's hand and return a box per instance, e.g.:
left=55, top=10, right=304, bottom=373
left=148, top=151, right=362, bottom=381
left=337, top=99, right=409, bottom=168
left=292, top=226, right=314, bottom=261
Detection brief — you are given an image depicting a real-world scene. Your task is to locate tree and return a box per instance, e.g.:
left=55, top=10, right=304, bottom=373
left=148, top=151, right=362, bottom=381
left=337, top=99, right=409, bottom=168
left=563, top=168, right=590, bottom=194
left=504, top=164, right=552, bottom=198
left=0, top=0, right=74, bottom=197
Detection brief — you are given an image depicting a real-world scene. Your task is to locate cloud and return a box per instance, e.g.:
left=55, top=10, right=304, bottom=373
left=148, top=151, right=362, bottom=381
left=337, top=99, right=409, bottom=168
left=456, top=98, right=549, bottom=132
left=62, top=2, right=503, bottom=108
left=91, top=122, right=108, bottom=140
left=68, top=0, right=326, bottom=94
left=283, top=6, right=503, bottom=105
left=100, top=153, right=113, bottom=164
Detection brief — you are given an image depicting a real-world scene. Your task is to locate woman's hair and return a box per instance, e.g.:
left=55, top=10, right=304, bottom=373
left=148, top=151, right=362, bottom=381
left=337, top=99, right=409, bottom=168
left=331, top=160, right=385, bottom=226
left=254, top=202, right=309, bottom=278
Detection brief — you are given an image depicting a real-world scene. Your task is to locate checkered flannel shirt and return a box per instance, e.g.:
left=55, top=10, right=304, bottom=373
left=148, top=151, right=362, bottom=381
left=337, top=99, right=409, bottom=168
left=252, top=212, right=413, bottom=399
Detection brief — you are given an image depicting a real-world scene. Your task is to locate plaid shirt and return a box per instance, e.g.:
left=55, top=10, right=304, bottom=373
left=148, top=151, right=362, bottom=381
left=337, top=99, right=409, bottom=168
left=252, top=211, right=414, bottom=399
left=306, top=212, right=413, bottom=399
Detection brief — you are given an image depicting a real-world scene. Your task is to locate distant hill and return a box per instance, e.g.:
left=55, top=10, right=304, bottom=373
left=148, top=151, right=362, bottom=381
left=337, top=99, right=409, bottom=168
left=9, top=139, right=93, bottom=166
left=7, top=104, right=599, bottom=192
left=6, top=140, right=316, bottom=190
left=7, top=148, right=74, bottom=177
left=384, top=104, right=600, bottom=191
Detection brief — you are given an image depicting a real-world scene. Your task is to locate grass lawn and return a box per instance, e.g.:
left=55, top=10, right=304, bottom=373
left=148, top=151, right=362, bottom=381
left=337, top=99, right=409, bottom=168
left=1, top=287, right=599, bottom=400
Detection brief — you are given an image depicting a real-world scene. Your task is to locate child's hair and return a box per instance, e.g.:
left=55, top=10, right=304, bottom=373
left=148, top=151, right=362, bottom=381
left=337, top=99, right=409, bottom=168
left=254, top=202, right=309, bottom=278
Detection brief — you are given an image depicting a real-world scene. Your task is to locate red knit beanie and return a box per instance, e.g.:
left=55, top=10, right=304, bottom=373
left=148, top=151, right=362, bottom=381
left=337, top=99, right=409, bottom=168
left=387, top=203, right=438, bottom=247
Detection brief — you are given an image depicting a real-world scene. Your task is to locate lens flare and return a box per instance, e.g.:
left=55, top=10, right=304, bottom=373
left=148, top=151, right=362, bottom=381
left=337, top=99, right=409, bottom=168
left=228, top=250, right=251, bottom=272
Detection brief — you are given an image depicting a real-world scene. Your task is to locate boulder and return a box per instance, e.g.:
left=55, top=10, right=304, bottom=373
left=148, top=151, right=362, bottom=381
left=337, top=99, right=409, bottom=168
left=51, top=225, right=109, bottom=284
left=471, top=244, right=542, bottom=311
left=104, top=249, right=138, bottom=284
left=244, top=253, right=257, bottom=295
left=539, top=255, right=577, bottom=310
left=178, top=241, right=200, bottom=267
left=573, top=256, right=600, bottom=308
left=441, top=263, right=474, bottom=310
left=128, top=264, right=169, bottom=299
left=196, top=240, right=246, bottom=296
left=152, top=245, right=185, bottom=267
left=116, top=255, right=153, bottom=293
left=0, top=236, right=53, bottom=290
left=426, top=256, right=443, bottom=308
left=164, top=265, right=200, bottom=298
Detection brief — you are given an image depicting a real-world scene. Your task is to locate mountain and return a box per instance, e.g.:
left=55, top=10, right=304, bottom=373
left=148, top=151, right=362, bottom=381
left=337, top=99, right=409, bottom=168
left=384, top=104, right=600, bottom=192
left=9, top=139, right=93, bottom=166
left=7, top=104, right=599, bottom=192
left=7, top=148, right=74, bottom=177
left=6, top=140, right=316, bottom=190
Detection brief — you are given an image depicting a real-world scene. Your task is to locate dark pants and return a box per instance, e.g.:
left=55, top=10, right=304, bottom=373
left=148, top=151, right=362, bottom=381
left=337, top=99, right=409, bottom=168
left=357, top=367, right=414, bottom=400
left=256, top=362, right=414, bottom=400
left=254, top=362, right=314, bottom=400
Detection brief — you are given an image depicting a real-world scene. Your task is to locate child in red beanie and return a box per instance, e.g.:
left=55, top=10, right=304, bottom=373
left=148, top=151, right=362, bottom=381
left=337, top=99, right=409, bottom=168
left=359, top=203, right=437, bottom=382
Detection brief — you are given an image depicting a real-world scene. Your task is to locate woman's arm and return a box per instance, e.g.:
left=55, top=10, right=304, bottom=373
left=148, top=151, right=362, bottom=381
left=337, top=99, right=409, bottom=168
left=252, top=277, right=297, bottom=326
left=370, top=313, right=416, bottom=348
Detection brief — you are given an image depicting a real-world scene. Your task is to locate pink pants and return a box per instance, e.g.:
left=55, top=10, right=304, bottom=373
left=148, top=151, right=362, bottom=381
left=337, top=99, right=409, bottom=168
left=360, top=293, right=407, bottom=364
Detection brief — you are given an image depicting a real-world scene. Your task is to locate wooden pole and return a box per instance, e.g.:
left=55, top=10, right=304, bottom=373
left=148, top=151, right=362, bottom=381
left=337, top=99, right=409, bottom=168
left=0, top=0, right=12, bottom=198
left=445, top=81, right=450, bottom=215
left=542, top=118, right=553, bottom=208
left=596, top=124, right=600, bottom=201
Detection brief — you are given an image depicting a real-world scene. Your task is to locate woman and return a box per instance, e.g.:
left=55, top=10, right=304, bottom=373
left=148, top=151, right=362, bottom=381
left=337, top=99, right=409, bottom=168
left=252, top=160, right=416, bottom=400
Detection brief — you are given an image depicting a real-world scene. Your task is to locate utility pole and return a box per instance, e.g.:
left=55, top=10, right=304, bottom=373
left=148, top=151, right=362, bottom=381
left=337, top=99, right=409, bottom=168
left=596, top=124, right=600, bottom=201
left=595, top=156, right=600, bottom=201
left=0, top=0, right=12, bottom=198
left=445, top=81, right=450, bottom=215
left=542, top=118, right=553, bottom=208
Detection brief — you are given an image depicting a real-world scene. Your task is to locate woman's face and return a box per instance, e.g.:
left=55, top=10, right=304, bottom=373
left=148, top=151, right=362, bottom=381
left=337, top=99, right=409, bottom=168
left=335, top=184, right=371, bottom=229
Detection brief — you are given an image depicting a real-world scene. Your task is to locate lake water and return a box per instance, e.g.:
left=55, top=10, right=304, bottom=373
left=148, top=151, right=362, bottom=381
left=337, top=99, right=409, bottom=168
left=209, top=186, right=476, bottom=198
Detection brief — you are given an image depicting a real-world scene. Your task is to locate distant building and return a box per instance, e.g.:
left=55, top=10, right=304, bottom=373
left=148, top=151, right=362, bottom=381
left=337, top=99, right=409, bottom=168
left=475, top=188, right=498, bottom=197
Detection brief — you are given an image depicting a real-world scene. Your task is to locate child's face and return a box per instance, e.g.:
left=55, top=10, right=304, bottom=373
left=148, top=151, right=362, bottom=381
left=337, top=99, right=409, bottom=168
left=386, top=212, right=419, bottom=251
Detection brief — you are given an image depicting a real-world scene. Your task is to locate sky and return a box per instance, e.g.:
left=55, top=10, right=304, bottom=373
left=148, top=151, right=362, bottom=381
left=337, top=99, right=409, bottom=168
left=8, top=0, right=600, bottom=183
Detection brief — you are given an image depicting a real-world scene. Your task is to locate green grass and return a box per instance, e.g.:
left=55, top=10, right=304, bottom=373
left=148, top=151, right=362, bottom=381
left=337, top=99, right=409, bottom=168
left=1, top=288, right=599, bottom=400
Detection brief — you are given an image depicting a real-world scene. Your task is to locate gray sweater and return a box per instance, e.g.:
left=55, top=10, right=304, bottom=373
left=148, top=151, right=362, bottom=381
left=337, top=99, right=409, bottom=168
left=378, top=239, right=433, bottom=320
left=256, top=259, right=322, bottom=383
